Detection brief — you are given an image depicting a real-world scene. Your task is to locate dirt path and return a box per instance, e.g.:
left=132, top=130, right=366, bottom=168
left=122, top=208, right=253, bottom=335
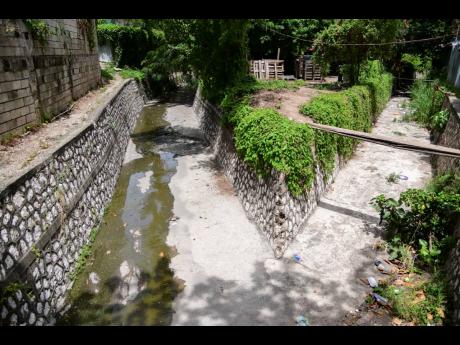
left=166, top=95, right=432, bottom=325
left=250, top=85, right=334, bottom=123
left=0, top=75, right=124, bottom=190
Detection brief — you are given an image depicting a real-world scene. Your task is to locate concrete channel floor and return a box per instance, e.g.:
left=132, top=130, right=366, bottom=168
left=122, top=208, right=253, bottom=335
left=165, top=97, right=432, bottom=326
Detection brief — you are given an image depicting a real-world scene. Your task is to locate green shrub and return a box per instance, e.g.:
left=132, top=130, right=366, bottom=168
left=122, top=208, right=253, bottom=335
left=97, top=23, right=163, bottom=68
left=371, top=189, right=460, bottom=269
left=407, top=80, right=446, bottom=131
left=234, top=108, right=315, bottom=195
left=300, top=60, right=393, bottom=176
left=101, top=65, right=115, bottom=80
left=220, top=61, right=392, bottom=195
left=119, top=68, right=145, bottom=82
left=426, top=171, right=460, bottom=194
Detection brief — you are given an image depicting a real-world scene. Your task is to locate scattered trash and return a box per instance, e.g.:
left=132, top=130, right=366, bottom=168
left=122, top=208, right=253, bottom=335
left=106, top=250, right=111, bottom=255
left=368, top=277, right=378, bottom=288
left=374, top=258, right=395, bottom=274
left=374, top=258, right=384, bottom=266
left=293, top=254, right=302, bottom=263
left=398, top=175, right=408, bottom=180
left=371, top=293, right=388, bottom=306
left=159, top=251, right=164, bottom=258
left=296, top=315, right=309, bottom=326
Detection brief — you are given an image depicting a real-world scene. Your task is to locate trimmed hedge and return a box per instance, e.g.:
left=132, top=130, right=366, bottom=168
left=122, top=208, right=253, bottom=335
left=220, top=60, right=393, bottom=195
left=300, top=60, right=393, bottom=176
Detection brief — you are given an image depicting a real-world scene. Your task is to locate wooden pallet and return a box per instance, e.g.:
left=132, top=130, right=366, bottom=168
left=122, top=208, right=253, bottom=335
left=250, top=60, right=284, bottom=80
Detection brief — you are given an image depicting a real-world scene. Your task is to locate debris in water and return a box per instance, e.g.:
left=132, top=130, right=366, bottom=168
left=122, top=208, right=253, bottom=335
left=296, top=315, right=309, bottom=326
left=368, top=277, right=378, bottom=288
left=106, top=250, right=111, bottom=255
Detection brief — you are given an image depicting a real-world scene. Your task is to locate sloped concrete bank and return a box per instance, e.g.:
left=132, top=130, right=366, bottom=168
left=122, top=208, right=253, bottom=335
left=192, top=88, right=340, bottom=258
left=0, top=79, right=145, bottom=325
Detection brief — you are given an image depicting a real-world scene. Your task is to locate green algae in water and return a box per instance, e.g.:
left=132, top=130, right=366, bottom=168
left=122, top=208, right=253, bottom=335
left=59, top=104, right=182, bottom=325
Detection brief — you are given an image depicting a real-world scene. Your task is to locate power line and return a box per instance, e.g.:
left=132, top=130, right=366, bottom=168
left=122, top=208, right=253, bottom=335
left=266, top=27, right=453, bottom=47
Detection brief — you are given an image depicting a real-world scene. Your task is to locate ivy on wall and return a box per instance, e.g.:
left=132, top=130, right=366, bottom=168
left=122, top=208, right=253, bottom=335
left=220, top=60, right=393, bottom=195
left=77, top=19, right=96, bottom=52
left=22, top=19, right=49, bottom=44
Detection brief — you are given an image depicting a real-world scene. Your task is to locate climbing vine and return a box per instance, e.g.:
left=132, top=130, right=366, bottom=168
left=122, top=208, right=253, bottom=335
left=77, top=19, right=96, bottom=52
left=22, top=19, right=49, bottom=44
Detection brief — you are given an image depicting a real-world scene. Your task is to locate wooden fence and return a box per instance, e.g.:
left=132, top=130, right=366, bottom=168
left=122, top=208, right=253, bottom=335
left=250, top=60, right=284, bottom=80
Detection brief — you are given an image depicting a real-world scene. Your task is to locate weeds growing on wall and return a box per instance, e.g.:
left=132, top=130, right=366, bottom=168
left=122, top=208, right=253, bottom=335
left=22, top=19, right=49, bottom=44
left=300, top=60, right=393, bottom=176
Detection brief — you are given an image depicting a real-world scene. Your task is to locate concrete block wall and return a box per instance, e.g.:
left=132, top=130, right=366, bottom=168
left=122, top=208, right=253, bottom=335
left=0, top=19, right=100, bottom=139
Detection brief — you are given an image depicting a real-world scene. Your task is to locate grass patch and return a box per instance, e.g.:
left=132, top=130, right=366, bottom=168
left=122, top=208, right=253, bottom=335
left=119, top=68, right=145, bottom=82
left=386, top=172, right=400, bottom=184
left=373, top=272, right=447, bottom=325
left=405, top=80, right=448, bottom=132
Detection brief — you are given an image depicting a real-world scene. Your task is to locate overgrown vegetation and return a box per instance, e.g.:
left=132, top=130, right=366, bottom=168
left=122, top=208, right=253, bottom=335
left=217, top=60, right=393, bottom=195
left=22, top=19, right=49, bottom=44
left=370, top=173, right=460, bottom=325
left=97, top=22, right=163, bottom=68
left=300, top=60, right=393, bottom=176
left=373, top=273, right=448, bottom=325
left=405, top=80, right=449, bottom=132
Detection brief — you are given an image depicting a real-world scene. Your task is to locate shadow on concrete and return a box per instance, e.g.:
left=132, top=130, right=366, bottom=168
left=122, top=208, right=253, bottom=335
left=171, top=257, right=375, bottom=326
left=318, top=200, right=381, bottom=224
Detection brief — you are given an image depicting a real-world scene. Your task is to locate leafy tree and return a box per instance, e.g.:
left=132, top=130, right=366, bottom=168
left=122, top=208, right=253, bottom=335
left=189, top=19, right=250, bottom=103
left=313, top=19, right=405, bottom=85
left=396, top=19, right=458, bottom=78
left=247, top=19, right=332, bottom=74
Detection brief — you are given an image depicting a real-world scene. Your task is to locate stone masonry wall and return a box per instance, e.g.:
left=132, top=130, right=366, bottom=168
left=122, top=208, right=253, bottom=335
left=0, top=19, right=101, bottom=139
left=434, top=94, right=460, bottom=324
left=433, top=95, right=460, bottom=175
left=0, top=79, right=145, bottom=325
left=193, top=88, right=340, bottom=258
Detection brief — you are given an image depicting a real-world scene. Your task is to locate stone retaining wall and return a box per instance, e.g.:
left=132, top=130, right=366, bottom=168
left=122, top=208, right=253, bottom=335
left=193, top=88, right=340, bottom=258
left=0, top=79, right=145, bottom=325
left=433, top=95, right=460, bottom=175
left=434, top=94, right=460, bottom=324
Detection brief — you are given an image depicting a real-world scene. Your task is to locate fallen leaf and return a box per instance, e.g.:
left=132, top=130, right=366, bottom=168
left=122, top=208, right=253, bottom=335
left=411, top=291, right=426, bottom=304
left=394, top=279, right=404, bottom=286
left=437, top=308, right=445, bottom=319
left=392, top=317, right=402, bottom=325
